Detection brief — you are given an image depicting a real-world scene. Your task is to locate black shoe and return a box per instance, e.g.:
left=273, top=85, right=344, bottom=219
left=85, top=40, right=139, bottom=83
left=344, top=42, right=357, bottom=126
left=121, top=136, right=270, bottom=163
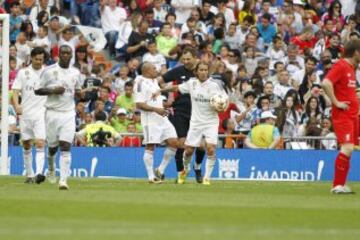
left=194, top=168, right=203, bottom=183
left=24, top=177, right=34, bottom=184
left=154, top=168, right=165, bottom=181
left=34, top=174, right=46, bottom=184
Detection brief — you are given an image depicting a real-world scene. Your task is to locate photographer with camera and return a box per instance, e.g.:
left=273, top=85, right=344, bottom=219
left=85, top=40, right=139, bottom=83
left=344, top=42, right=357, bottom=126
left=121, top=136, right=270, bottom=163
left=76, top=111, right=121, bottom=147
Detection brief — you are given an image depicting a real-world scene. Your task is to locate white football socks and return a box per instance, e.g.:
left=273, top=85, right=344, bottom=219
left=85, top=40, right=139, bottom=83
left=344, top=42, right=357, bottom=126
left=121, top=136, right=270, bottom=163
left=23, top=149, right=34, bottom=178
left=48, top=154, right=56, bottom=172
left=204, top=155, right=216, bottom=180
left=35, top=148, right=45, bottom=175
left=158, top=147, right=176, bottom=174
left=59, top=151, right=71, bottom=183
left=143, top=150, right=155, bottom=180
left=183, top=152, right=192, bottom=172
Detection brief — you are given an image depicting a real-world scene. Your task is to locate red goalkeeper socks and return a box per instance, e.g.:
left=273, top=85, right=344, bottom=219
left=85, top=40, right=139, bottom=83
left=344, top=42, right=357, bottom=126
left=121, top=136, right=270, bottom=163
left=333, top=152, right=351, bottom=187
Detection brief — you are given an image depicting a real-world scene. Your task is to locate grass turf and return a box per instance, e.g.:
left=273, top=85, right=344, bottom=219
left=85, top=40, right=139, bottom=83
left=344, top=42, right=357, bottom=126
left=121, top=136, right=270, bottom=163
left=0, top=177, right=360, bottom=240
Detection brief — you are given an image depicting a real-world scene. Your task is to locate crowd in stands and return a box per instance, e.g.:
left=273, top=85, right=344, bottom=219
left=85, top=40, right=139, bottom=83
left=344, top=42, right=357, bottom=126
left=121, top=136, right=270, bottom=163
left=0, top=0, right=360, bottom=149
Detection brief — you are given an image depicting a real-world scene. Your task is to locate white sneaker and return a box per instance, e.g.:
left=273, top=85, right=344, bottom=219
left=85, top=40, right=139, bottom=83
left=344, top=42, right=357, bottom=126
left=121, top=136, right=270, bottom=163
left=47, top=170, right=57, bottom=184
left=331, top=185, right=355, bottom=194
left=59, top=181, right=69, bottom=190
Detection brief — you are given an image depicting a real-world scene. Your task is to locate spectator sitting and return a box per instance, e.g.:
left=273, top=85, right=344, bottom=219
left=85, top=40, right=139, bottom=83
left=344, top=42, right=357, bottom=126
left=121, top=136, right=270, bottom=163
left=320, top=116, right=337, bottom=150
left=156, top=22, right=178, bottom=58
left=119, top=122, right=142, bottom=147
left=290, top=26, right=317, bottom=55
left=132, top=110, right=143, bottom=133
left=98, top=86, right=114, bottom=114
left=76, top=111, right=121, bottom=147
left=222, top=118, right=246, bottom=149
left=90, top=100, right=108, bottom=120
left=110, top=108, right=130, bottom=133
left=245, top=111, right=281, bottom=149
left=142, top=40, right=167, bottom=75
left=115, top=81, right=135, bottom=114
left=113, top=65, right=132, bottom=96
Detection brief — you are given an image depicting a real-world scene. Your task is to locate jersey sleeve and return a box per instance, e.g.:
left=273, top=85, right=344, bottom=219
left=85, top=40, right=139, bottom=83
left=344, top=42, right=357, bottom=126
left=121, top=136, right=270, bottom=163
left=325, top=62, right=341, bottom=85
left=75, top=71, right=82, bottom=90
left=11, top=70, right=23, bottom=90
left=178, top=80, right=191, bottom=94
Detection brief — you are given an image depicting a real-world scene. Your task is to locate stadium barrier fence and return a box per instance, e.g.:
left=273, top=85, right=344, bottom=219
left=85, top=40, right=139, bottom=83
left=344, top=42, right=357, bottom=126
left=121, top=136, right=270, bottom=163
left=7, top=146, right=360, bottom=182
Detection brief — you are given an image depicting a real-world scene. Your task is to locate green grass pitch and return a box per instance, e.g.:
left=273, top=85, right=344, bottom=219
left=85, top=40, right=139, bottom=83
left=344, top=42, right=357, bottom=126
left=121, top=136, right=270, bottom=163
left=0, top=177, right=360, bottom=240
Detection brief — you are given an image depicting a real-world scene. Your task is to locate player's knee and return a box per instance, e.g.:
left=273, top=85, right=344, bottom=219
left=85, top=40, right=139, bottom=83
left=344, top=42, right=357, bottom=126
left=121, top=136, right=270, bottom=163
left=145, top=144, right=155, bottom=151
left=206, top=146, right=216, bottom=156
left=168, top=139, right=179, bottom=149
left=22, top=140, right=32, bottom=150
left=341, top=144, right=354, bottom=156
left=59, top=141, right=71, bottom=152
left=48, top=146, right=58, bottom=156
left=35, top=139, right=45, bottom=149
left=184, top=147, right=194, bottom=157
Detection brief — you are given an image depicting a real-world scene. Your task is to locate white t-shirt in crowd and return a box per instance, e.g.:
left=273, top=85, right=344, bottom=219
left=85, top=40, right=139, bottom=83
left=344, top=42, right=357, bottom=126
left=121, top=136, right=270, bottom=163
left=134, top=75, right=166, bottom=125
left=101, top=6, right=127, bottom=34
left=59, top=36, right=80, bottom=65
left=171, top=0, right=198, bottom=25
left=142, top=53, right=166, bottom=73
left=32, top=36, right=50, bottom=52
left=12, top=66, right=46, bottom=119
left=291, top=69, right=321, bottom=87
left=273, top=83, right=293, bottom=100
left=178, top=77, right=224, bottom=127
left=35, top=63, right=81, bottom=112
left=15, top=42, right=31, bottom=64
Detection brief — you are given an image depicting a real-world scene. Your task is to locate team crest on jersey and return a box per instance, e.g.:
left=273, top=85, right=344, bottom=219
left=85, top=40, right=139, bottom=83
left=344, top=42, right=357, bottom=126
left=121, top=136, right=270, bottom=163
left=192, top=81, right=197, bottom=89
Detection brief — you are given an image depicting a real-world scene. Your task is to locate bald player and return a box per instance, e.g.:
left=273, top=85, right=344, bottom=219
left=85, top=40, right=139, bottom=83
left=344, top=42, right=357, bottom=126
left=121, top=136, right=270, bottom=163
left=134, top=62, right=179, bottom=183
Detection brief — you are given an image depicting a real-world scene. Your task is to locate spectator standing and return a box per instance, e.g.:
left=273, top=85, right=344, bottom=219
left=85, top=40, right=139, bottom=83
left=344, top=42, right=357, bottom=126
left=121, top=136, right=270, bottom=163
left=10, top=1, right=22, bottom=44
left=100, top=0, right=127, bottom=59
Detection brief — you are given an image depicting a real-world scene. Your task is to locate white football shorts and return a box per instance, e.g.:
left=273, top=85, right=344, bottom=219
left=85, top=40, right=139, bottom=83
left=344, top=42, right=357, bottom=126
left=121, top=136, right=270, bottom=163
left=20, top=117, right=46, bottom=141
left=185, top=124, right=218, bottom=147
left=45, top=110, right=76, bottom=147
left=143, top=118, right=177, bottom=144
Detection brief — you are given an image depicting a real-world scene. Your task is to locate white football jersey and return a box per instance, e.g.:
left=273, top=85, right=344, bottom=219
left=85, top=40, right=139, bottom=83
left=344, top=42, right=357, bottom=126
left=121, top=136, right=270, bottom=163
left=178, top=78, right=224, bottom=127
left=35, top=63, right=81, bottom=112
left=134, top=75, right=166, bottom=125
left=12, top=66, right=46, bottom=120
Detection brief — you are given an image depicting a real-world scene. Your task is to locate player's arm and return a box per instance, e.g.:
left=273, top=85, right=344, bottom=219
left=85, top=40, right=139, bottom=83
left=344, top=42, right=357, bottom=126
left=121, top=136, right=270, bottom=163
left=244, top=137, right=259, bottom=149
left=34, top=87, right=65, bottom=95
left=12, top=90, right=22, bottom=115
left=159, top=85, right=179, bottom=93
left=136, top=102, right=168, bottom=116
left=34, top=70, right=65, bottom=95
left=321, top=79, right=349, bottom=110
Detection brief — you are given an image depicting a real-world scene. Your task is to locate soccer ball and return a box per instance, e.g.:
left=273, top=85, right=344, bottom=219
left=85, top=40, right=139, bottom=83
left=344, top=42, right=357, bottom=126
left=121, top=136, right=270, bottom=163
left=210, top=93, right=229, bottom=112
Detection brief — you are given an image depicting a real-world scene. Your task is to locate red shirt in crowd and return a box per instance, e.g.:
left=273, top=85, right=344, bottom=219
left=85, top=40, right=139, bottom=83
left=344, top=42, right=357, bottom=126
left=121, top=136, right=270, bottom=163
left=325, top=59, right=359, bottom=118
left=291, top=36, right=317, bottom=54
left=120, top=136, right=142, bottom=147
left=218, top=102, right=239, bottom=134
